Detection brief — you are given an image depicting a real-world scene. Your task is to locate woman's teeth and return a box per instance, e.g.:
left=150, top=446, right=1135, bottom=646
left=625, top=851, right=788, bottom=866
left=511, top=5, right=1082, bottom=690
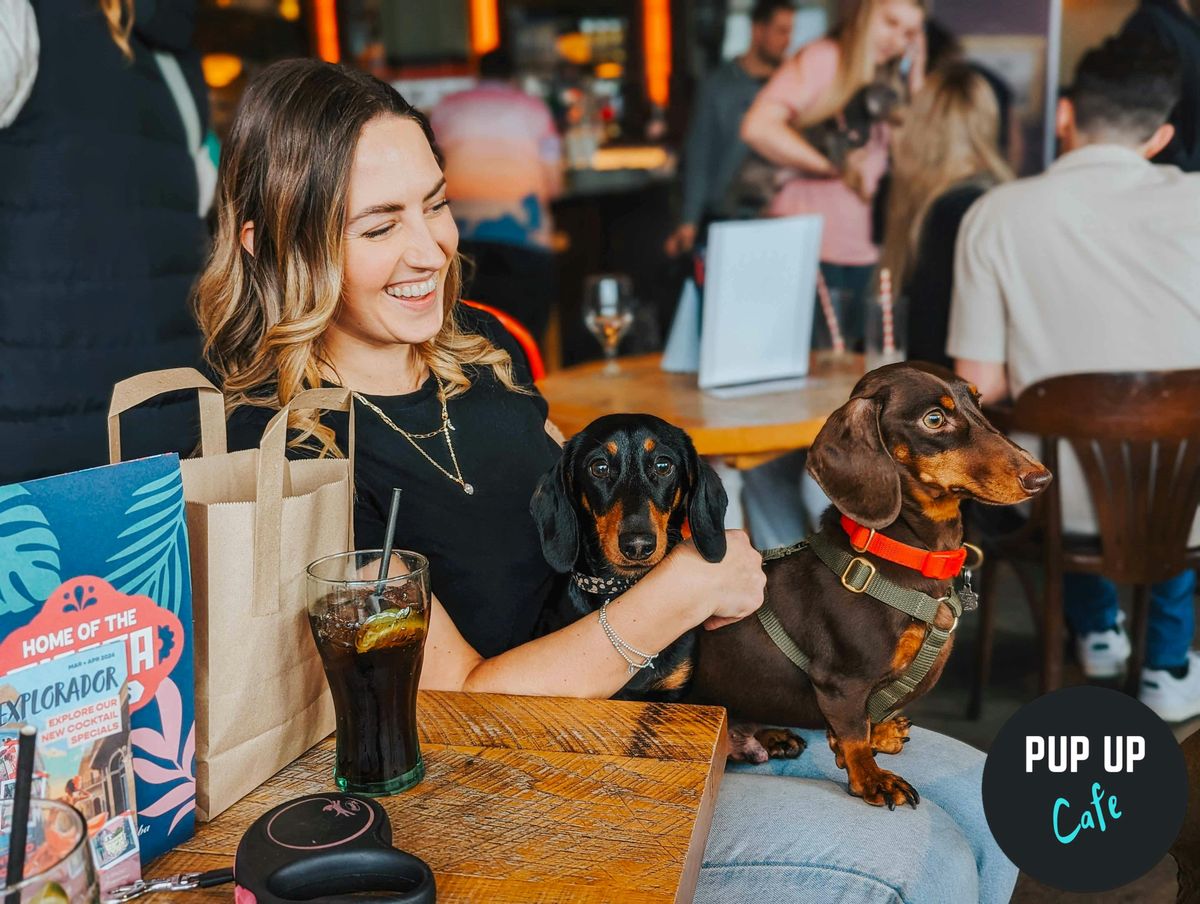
left=386, top=277, right=437, bottom=299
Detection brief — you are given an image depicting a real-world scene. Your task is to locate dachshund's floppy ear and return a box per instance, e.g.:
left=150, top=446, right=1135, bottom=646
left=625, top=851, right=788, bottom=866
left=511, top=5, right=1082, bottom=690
left=806, top=395, right=901, bottom=529
left=685, top=443, right=728, bottom=563
left=530, top=448, right=579, bottom=573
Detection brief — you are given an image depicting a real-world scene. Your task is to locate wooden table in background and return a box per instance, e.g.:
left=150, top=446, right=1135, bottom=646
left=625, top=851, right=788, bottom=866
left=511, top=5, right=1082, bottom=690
left=538, top=353, right=864, bottom=469
left=144, top=692, right=729, bottom=903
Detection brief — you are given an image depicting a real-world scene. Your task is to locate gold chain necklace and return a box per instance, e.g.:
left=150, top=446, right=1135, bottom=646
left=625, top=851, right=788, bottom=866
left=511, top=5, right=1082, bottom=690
left=352, top=376, right=474, bottom=495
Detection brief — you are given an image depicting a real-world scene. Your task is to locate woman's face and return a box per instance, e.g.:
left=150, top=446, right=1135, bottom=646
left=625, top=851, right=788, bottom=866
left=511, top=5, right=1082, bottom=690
left=870, top=1, right=924, bottom=66
left=338, top=115, right=458, bottom=350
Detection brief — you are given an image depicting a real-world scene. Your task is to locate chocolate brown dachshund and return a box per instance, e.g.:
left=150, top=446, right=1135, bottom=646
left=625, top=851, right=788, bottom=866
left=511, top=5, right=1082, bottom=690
left=686, top=362, right=1051, bottom=807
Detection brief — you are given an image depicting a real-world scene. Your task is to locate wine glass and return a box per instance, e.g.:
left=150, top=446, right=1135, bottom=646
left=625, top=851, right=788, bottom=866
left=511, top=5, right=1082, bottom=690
left=584, top=274, right=635, bottom=375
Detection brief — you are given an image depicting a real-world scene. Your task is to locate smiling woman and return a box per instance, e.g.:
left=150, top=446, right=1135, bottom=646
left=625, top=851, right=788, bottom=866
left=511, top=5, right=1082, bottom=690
left=195, top=61, right=522, bottom=456
left=193, top=57, right=764, bottom=693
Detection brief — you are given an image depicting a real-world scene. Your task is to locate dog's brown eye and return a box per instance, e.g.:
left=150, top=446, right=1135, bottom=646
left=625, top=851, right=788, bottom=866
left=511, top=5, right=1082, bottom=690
left=922, top=410, right=946, bottom=429
left=654, top=458, right=674, bottom=477
left=589, top=460, right=610, bottom=478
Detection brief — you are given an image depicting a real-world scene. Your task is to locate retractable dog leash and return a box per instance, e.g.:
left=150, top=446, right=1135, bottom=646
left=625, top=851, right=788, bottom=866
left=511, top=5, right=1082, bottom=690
left=107, top=794, right=435, bottom=903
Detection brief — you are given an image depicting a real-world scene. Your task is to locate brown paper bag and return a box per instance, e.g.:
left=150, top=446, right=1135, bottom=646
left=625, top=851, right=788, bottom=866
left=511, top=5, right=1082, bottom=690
left=109, top=369, right=354, bottom=821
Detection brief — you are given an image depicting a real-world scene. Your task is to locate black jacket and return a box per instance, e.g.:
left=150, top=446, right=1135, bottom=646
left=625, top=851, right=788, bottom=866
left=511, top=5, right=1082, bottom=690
left=0, top=0, right=209, bottom=482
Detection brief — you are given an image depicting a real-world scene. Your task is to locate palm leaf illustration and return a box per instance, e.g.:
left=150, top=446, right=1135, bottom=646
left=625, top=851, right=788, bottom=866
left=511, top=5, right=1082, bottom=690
left=0, top=485, right=61, bottom=615
left=105, top=470, right=189, bottom=615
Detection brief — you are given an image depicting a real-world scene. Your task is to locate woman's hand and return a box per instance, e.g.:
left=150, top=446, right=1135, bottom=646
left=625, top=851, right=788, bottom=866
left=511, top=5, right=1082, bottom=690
left=661, top=530, right=766, bottom=631
left=842, top=147, right=873, bottom=202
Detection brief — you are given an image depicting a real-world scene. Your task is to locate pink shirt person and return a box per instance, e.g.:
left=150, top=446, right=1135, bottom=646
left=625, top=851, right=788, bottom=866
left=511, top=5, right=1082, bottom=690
left=759, top=38, right=889, bottom=266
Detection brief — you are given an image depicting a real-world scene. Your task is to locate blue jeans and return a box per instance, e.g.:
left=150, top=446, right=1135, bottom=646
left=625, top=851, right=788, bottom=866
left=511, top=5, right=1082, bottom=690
left=1064, top=570, right=1197, bottom=669
left=698, top=726, right=1017, bottom=903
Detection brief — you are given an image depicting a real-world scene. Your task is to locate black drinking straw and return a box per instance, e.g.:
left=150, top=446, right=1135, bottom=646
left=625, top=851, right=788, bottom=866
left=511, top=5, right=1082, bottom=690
left=5, top=725, right=37, bottom=902
left=374, top=488, right=403, bottom=600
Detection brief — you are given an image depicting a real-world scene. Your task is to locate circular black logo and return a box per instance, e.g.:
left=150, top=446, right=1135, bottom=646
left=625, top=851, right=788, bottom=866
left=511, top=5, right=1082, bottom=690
left=983, top=685, right=1187, bottom=892
left=266, top=795, right=376, bottom=850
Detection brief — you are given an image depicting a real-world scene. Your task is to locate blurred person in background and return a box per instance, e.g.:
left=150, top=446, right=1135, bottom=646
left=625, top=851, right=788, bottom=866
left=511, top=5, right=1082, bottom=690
left=882, top=63, right=1012, bottom=369
left=0, top=0, right=211, bottom=483
left=1121, top=0, right=1200, bottom=171
left=949, top=35, right=1200, bottom=721
left=740, top=0, right=925, bottom=347
left=922, top=19, right=1021, bottom=169
left=430, top=48, right=562, bottom=343
left=664, top=0, right=795, bottom=257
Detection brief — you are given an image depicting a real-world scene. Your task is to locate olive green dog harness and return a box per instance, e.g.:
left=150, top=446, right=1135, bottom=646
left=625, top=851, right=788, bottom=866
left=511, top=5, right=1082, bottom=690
left=757, top=533, right=964, bottom=724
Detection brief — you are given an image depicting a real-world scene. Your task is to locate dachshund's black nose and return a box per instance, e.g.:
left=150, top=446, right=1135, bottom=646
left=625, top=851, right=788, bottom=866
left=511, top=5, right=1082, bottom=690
left=619, top=533, right=657, bottom=561
left=1019, top=469, right=1053, bottom=494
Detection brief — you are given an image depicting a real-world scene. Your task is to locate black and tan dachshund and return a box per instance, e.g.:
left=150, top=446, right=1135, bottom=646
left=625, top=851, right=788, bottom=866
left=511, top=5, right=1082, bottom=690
left=685, top=362, right=1052, bottom=808
left=530, top=413, right=728, bottom=701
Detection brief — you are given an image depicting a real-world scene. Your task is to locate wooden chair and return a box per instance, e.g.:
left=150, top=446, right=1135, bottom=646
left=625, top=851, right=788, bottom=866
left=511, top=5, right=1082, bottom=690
left=969, top=370, right=1200, bottom=718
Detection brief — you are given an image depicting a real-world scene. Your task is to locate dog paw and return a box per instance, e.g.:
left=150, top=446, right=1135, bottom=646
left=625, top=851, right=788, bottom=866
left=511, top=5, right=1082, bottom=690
left=850, top=769, right=920, bottom=810
left=871, top=716, right=912, bottom=755
left=755, top=727, right=806, bottom=760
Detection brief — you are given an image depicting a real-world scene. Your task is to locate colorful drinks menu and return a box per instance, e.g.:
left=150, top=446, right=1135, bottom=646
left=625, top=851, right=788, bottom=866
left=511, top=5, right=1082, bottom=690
left=0, top=455, right=196, bottom=881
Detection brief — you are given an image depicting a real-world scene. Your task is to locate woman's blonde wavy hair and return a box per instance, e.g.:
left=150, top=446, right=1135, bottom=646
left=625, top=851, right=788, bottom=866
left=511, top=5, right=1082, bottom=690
left=99, top=0, right=134, bottom=59
left=194, top=59, right=522, bottom=456
left=881, top=63, right=1013, bottom=289
left=800, top=0, right=925, bottom=127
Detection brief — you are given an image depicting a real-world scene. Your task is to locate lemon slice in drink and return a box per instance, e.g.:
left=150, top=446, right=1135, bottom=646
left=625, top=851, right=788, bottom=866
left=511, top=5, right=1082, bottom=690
left=29, top=883, right=69, bottom=904
left=355, top=608, right=417, bottom=654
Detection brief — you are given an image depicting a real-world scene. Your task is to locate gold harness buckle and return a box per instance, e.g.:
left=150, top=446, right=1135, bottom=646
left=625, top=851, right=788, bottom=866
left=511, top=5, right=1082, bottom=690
left=841, top=556, right=878, bottom=593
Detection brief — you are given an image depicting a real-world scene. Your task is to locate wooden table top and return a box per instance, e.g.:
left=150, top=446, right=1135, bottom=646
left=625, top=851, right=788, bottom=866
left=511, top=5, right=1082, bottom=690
left=538, top=353, right=864, bottom=467
left=143, top=691, right=729, bottom=903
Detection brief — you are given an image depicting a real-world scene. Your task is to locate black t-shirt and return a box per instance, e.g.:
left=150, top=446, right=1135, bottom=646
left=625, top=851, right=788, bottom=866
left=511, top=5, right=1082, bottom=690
left=227, top=306, right=565, bottom=658
left=904, top=180, right=989, bottom=369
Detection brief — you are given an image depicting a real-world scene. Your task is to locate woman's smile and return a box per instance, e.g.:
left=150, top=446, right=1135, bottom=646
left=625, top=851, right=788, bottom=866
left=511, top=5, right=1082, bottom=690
left=385, top=275, right=440, bottom=310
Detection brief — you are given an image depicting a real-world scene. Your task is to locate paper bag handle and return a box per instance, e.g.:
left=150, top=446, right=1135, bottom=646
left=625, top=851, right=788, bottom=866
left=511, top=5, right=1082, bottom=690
left=254, top=387, right=356, bottom=617
left=108, top=368, right=228, bottom=463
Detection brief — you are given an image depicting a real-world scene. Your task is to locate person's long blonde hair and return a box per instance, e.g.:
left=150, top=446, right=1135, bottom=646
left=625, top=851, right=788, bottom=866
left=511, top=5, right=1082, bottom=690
left=881, top=63, right=1013, bottom=290
left=194, top=59, right=521, bottom=456
left=800, top=0, right=925, bottom=127
left=98, top=0, right=134, bottom=59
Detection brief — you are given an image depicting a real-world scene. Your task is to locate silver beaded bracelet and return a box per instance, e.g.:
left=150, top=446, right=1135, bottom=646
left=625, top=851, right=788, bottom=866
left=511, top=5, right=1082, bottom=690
left=598, top=602, right=658, bottom=675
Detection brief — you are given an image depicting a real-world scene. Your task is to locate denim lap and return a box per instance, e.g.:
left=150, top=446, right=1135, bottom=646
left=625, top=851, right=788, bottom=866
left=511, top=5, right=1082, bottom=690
left=698, top=725, right=1016, bottom=904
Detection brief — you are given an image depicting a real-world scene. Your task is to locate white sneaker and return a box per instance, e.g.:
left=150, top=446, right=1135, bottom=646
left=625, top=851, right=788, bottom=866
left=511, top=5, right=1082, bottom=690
left=1074, top=611, right=1131, bottom=679
left=1139, top=651, right=1200, bottom=723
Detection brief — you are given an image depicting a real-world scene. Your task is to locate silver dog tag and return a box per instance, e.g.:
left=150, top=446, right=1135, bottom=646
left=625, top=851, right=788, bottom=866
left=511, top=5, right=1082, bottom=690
left=958, top=569, right=979, bottom=612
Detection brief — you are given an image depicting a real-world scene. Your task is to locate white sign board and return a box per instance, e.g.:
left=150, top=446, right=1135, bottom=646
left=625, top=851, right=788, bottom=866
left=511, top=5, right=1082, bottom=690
left=698, top=216, right=823, bottom=392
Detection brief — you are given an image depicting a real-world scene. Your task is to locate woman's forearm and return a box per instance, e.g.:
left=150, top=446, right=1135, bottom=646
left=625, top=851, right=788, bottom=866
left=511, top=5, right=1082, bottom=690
left=459, top=569, right=707, bottom=698
left=742, top=102, right=837, bottom=175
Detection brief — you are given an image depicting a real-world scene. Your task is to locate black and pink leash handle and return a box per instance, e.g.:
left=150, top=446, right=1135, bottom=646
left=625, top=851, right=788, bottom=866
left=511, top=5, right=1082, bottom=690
left=106, top=794, right=434, bottom=903
left=234, top=793, right=435, bottom=904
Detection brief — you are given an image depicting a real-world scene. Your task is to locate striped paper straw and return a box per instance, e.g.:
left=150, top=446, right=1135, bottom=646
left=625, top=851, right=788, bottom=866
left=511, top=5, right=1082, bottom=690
left=879, top=267, right=895, bottom=355
left=815, top=271, right=845, bottom=354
